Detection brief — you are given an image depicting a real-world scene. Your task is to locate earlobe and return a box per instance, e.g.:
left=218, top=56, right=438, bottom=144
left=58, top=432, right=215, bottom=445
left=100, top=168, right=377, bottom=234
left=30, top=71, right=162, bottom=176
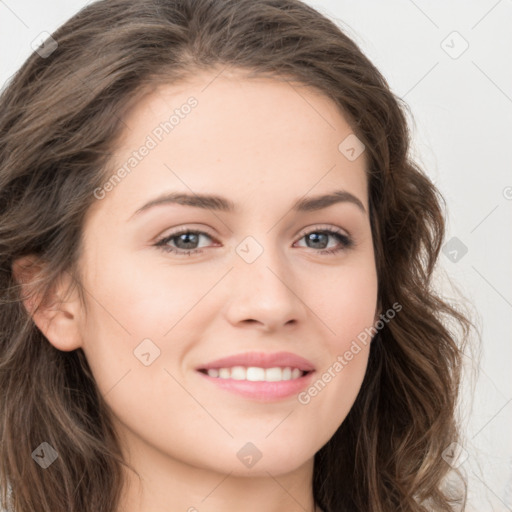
left=11, top=255, right=83, bottom=352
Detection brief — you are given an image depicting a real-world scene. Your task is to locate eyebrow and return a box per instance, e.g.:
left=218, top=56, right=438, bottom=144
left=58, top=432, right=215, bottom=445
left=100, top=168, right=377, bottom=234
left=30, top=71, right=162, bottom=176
left=128, top=189, right=366, bottom=220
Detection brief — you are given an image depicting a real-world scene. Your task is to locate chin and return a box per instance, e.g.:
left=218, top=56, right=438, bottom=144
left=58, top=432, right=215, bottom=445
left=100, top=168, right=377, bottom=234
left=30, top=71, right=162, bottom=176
left=215, top=438, right=316, bottom=477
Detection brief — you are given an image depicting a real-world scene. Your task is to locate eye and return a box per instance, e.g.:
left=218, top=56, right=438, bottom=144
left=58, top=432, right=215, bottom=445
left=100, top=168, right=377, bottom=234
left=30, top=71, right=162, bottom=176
left=155, top=228, right=217, bottom=256
left=293, top=225, right=354, bottom=255
left=154, top=225, right=353, bottom=256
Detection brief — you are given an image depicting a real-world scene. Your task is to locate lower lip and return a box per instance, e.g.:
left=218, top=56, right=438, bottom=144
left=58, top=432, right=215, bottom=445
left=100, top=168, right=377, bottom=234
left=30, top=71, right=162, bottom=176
left=196, top=370, right=315, bottom=401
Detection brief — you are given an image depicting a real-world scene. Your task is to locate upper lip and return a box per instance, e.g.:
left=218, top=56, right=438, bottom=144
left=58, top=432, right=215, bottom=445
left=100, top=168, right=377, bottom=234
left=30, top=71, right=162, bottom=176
left=197, top=351, right=315, bottom=372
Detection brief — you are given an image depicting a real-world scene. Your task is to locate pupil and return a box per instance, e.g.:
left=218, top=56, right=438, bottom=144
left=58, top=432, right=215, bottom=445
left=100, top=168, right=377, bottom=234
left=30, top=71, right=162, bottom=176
left=178, top=233, right=198, bottom=249
left=308, top=232, right=327, bottom=249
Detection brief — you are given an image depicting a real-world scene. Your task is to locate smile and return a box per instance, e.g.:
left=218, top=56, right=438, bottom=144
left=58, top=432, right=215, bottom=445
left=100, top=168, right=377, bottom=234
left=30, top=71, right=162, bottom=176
left=196, top=366, right=315, bottom=401
left=198, top=366, right=309, bottom=381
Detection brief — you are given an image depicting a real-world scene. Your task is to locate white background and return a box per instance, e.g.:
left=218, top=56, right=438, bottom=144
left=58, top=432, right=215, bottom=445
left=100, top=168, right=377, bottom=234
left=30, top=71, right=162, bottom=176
left=1, top=1, right=511, bottom=510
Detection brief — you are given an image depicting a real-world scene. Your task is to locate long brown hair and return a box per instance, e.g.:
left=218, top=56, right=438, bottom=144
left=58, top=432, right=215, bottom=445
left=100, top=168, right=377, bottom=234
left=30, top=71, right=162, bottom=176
left=0, top=0, right=474, bottom=510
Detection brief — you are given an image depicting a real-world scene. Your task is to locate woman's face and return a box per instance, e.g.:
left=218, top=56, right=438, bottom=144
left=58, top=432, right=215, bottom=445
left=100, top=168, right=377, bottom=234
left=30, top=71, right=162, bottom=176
left=71, top=70, right=378, bottom=477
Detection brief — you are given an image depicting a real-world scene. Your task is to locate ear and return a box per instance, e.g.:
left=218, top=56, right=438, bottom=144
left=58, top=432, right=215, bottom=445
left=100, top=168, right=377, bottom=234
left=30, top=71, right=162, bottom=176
left=12, top=255, right=83, bottom=352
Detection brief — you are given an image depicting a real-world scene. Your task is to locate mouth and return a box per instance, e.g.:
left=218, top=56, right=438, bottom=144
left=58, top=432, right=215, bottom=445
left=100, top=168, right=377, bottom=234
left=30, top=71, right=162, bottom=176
left=197, top=366, right=312, bottom=382
left=195, top=351, right=316, bottom=401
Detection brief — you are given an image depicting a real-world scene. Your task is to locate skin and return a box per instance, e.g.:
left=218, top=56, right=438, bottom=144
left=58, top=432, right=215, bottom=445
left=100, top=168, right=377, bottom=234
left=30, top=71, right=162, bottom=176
left=17, top=69, right=379, bottom=512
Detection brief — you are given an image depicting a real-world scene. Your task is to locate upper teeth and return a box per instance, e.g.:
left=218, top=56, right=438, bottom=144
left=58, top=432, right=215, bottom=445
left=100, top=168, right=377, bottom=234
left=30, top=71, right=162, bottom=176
left=205, top=366, right=304, bottom=381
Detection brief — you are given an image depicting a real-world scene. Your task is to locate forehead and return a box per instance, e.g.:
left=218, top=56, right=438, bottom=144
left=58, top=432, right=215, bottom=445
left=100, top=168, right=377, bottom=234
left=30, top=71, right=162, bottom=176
left=90, top=70, right=369, bottom=222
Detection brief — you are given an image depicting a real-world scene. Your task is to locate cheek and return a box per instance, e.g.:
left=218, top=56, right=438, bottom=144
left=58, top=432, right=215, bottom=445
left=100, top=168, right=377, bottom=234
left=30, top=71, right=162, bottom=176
left=76, top=256, right=176, bottom=394
left=307, top=258, right=378, bottom=346
left=297, top=345, right=370, bottom=455
left=82, top=246, right=209, bottom=342
left=297, top=329, right=372, bottom=451
left=297, top=262, right=377, bottom=427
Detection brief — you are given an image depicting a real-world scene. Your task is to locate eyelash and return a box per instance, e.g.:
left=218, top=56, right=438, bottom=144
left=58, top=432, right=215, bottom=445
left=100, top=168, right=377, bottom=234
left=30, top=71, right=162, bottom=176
left=154, top=225, right=354, bottom=257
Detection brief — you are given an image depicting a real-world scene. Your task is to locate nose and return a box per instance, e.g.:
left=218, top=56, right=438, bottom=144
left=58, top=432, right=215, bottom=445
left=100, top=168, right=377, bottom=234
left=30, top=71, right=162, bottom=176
left=223, top=238, right=307, bottom=332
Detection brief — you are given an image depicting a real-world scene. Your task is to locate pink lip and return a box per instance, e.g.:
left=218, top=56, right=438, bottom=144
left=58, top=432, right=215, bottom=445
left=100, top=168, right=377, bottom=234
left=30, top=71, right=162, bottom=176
left=196, top=351, right=316, bottom=372
left=195, top=351, right=316, bottom=402
left=197, top=371, right=315, bottom=401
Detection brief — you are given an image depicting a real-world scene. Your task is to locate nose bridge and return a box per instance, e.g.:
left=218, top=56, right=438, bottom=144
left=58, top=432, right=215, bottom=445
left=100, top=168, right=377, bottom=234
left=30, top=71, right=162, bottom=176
left=234, top=232, right=289, bottom=289
left=224, top=231, right=304, bottom=328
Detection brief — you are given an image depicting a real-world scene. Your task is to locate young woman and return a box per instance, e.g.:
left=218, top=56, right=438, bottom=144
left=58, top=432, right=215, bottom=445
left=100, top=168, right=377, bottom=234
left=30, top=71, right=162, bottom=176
left=0, top=0, right=473, bottom=510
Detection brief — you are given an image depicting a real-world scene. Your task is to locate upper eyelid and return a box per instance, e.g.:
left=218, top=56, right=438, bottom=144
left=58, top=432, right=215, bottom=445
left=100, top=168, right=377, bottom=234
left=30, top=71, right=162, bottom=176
left=159, top=223, right=350, bottom=237
left=296, top=224, right=350, bottom=238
